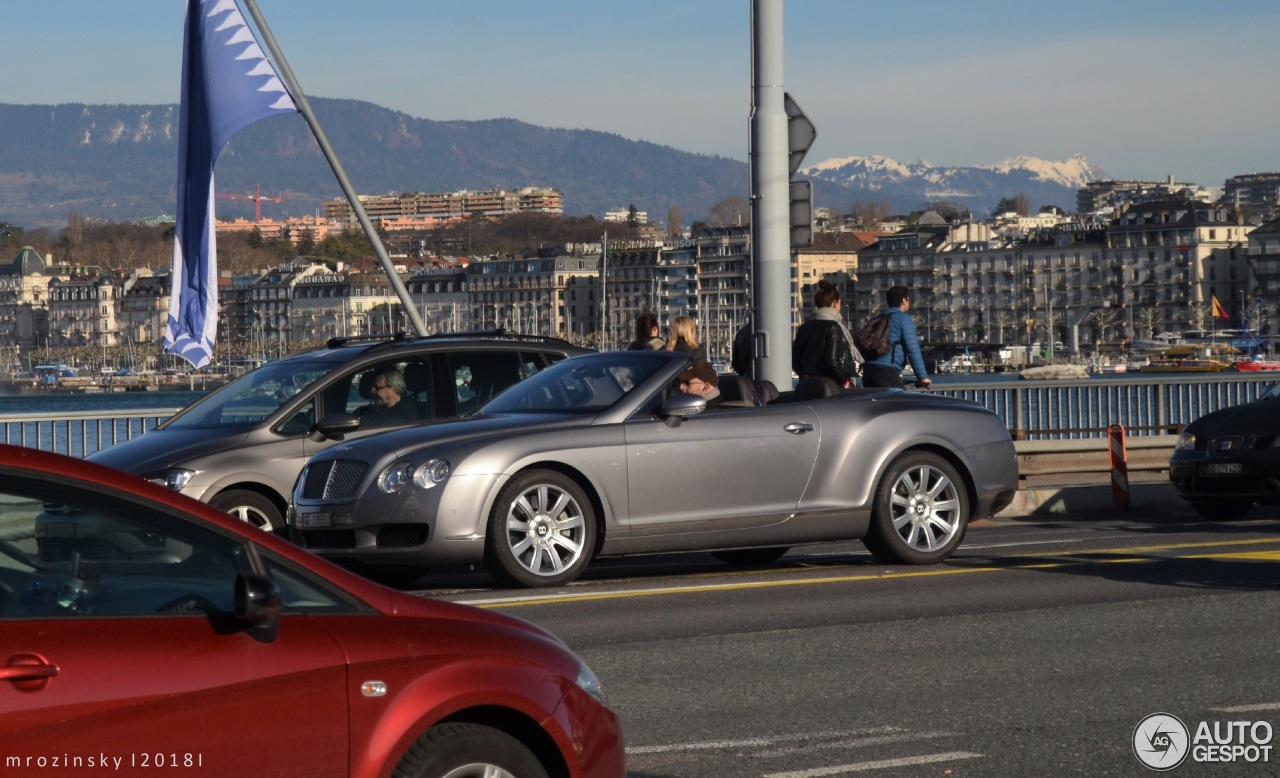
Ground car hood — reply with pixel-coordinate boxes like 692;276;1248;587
383;588;563;643
86;427;251;476
314;413;589;462
1189;398;1280;435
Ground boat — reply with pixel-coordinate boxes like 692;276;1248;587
1137;343;1235;373
1233;358;1280;372
1019;364;1089;380
1138;359;1232;373
1131;332;1186;353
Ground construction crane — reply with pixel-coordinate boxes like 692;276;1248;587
216;183;284;223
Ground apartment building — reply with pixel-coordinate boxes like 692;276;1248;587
466;252;601;338
324;187;565;225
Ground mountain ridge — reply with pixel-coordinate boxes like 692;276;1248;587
0;99;1089;229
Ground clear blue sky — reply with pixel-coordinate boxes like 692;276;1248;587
4;0;1280;188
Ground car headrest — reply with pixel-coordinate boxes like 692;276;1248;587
357;372;376;400
794;376;841;401
756;379;780;405
403;362;430;394
717;374;758;406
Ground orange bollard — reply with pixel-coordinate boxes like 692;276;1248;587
1107;423;1130;509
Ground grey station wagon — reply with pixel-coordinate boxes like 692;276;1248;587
87;331;588;532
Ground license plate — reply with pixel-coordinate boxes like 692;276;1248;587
299;512;332;529
1202;463;1243;476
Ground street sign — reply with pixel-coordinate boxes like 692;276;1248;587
784;93;816;176
790;180;813;247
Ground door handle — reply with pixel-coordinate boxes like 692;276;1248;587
3;654;59;691
783;422;815;434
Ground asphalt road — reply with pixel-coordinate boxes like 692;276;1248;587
412;509;1280;777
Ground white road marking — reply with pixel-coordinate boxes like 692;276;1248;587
626;728;899;755
763;751;983;777
1211;702;1280;712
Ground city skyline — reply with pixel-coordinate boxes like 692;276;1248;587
3;1;1279;194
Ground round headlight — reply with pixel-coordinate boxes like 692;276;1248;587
413;458;452;489
1174;432;1196;451
378;462;414;494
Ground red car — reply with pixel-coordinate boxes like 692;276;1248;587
0;445;624;778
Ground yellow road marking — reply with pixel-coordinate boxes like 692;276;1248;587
468;537;1280;609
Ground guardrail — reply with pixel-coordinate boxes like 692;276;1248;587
0;372;1274;464
934;372;1275;440
0;408;183;458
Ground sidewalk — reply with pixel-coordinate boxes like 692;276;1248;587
994;470;1188;521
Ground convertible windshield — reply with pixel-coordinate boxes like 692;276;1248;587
163;360;333;429
482;353;666;414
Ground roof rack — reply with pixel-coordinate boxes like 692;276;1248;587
421;328;580;348
325;331;410;349
324;328;579;351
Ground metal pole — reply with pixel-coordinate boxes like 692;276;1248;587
240;0;427;337
750;0;793;389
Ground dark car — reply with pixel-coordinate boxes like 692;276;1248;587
290;350;1018;588
0;444;625;777
87;330;588;532
1169;382;1280;519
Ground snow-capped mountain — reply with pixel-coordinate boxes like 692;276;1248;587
801;153;1107;215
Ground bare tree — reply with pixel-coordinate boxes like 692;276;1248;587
994;194;1030;216
706;196;751;227
990;309;1017;343
1135;304;1164;339
667;205;683;239
848;198;892;230
938;311;964;342
1087;306;1124;346
1184;302;1206;334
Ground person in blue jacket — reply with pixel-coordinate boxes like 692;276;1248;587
861;286;932;389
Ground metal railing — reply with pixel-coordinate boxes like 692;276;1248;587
0;373;1276;458
0;408;183;458
933;372;1275;440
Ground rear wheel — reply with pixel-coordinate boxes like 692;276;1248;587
1191;500;1253;521
393;722;549;778
863;452;968;564
711;547;789;566
485;470;596;588
209;489;282;533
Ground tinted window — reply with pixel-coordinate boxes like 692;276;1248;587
164;360;332;429
446;351;526;415
0;479;252;619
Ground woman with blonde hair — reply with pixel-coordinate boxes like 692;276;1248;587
664;316;707;363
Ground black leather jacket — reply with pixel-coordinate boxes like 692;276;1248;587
792;319;857;385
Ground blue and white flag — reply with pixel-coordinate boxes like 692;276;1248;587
164;0;296;368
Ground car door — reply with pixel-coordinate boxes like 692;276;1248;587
623;402;822;535
0;477;349;777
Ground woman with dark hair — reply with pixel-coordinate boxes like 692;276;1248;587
626;312;665;350
791;279;861;388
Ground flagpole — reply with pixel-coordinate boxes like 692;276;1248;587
240;0;427;337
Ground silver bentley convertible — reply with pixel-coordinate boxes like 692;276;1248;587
288;350;1018;588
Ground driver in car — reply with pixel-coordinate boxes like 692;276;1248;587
677;361;722;408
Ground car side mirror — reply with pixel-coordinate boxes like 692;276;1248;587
235;572;283;643
312;412;361;441
660;393;707;426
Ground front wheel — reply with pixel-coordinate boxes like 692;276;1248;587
209;489;283;533
485;470;596;588
863;452;968;564
1191;500;1253;521
393;722;549;778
